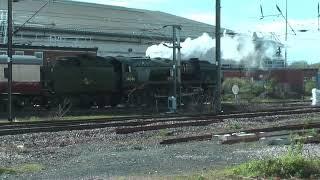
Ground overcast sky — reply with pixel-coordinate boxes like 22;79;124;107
73;0;320;64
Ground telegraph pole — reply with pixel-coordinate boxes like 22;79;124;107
215;0;222;113
7;0;13;122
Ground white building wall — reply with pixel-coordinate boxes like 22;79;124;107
9;31;155;57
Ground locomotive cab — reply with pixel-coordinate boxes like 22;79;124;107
182;58;217;86
120;57;173;106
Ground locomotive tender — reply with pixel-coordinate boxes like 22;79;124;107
0;54;217;110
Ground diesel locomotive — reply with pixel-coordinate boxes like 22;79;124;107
0;54;217;110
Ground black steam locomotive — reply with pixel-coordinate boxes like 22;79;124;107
1;54;217;110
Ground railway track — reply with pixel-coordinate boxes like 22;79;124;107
0;105;312;127
115;107;320;134
0;105;318;136
0;99;311;119
160;121;320;145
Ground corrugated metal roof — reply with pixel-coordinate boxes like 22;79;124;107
0;0;221;39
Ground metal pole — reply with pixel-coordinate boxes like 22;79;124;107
7;0;13;122
177;27;182;107
215;0;221;113
172;26;177;100
285;0;288;68
318;2;320;31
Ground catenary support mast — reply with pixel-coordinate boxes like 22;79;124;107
7;0;13;122
215;0;221;113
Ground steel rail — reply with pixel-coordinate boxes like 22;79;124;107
0;106;318;136
116;107;320;134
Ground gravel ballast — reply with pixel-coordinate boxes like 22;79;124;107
0;112;320;179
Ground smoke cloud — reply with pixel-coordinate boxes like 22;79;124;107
145;32;282;68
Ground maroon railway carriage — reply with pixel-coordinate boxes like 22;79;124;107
0;55;43;108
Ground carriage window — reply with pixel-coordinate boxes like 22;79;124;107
0;51;6;55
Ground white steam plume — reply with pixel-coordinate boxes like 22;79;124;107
145;32;281;68
146;33;215;61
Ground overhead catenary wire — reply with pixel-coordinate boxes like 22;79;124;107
13;0;50;35
275;4;296;35
259;0;281;20
258;1;320;35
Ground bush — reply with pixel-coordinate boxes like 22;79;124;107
231;143;320;178
222;78;250;94
222;78;266;100
264;78;277;95
232;155;320;178
0;163;44;175
251;83;265;96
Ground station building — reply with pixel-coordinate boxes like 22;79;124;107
0;0;218;59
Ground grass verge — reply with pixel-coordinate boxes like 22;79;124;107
230;154;320;179
0;163;44;175
169;142;320;179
